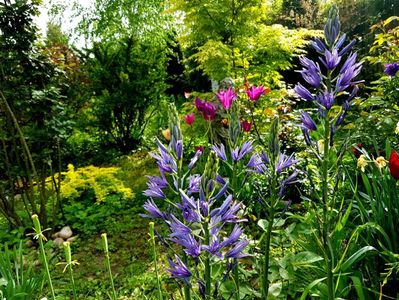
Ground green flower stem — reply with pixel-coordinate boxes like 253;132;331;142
63;242;77;300
323;73;335;300
101;233;117;300
231;162;240;300
182;252;191;300
149;222;163;300
31;215;55;300
204;221;211;300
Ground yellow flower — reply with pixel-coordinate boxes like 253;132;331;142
374;156;387;169
357;154;368;172
317;139;324;155
395;121;399;135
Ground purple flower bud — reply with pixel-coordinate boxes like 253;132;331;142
334;33;346;51
187;175;201;194
310;38;327;53
300;111;317;131
338;39;356;57
294;83;314;101
188;150;202;169
232;141;253;162
144;186;166;199
302;128;312;146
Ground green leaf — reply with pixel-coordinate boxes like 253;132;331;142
300;277;326;300
291;251;323;268
340;246;377;272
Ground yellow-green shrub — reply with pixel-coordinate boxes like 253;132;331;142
60;164;133;202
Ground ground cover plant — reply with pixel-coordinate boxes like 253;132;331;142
0;0;398;299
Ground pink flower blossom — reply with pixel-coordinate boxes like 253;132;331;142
216;87;237;109
184;113;195;125
241;120;252;132
246;86;266;102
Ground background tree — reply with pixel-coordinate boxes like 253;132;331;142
0;0;71;228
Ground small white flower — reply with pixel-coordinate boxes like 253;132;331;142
395;121;399;135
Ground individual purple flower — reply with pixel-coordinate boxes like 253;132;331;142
143;186;165;199
216;87;237;109
167;255;192;284
310;37;327;53
302;128;312;146
218;224;243;249
168;215;192;238
231;141;253;162
336;54;363;92
317;90;335;110
276;153;299;174
187;174;201;194
202;235;223;258
246;85;265;102
188;150;203;169
195;97;217;121
225;240;249;259
141;199;165;219
384;62;399;77
278;170;299;197
300;111;317;131
211;144;227;161
320;49;341;70
298;57;322;88
171;234;202;258
294;83;314;101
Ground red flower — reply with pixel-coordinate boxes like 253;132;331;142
184;113;195;125
241;120;252;132
389;150;399;180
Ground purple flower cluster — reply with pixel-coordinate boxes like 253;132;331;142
294;5;362;145
247;151;299;197
211;141;253;162
143;118;248;286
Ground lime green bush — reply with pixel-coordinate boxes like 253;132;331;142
60;164;133;203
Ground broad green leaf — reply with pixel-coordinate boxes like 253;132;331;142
340;246;377;272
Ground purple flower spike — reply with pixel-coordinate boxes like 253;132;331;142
300;111;317;131
294;83;314;101
225;240;249;259
276;153;299;174
141;199;165;219
384;62;399;77
246;85;265;102
167;255;192;284
320;49;341;70
211;144;227;161
217;87;237;109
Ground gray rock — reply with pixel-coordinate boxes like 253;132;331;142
59;226;73;239
66;235;78;242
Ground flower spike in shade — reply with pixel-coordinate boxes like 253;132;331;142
389;150;399;180
184;113;195;125
246;85;266;102
384;62;399;77
217;87;237;109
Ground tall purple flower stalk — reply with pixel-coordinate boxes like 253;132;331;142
142;104;248;299
293;5;362;300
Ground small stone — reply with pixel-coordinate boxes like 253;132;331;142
59;226;73;239
53;237;64;247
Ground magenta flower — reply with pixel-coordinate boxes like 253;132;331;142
184;113;195;125
246;85;265;102
216;87;237;109
241;120;252;132
195;97;217;121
